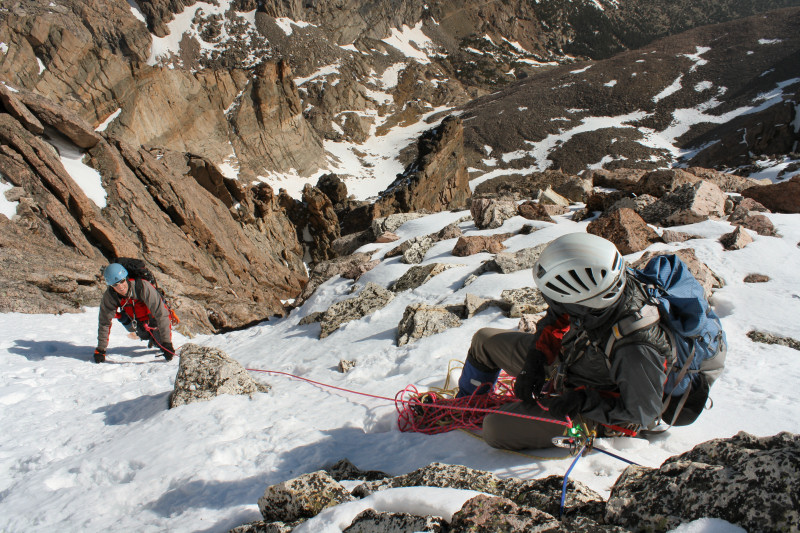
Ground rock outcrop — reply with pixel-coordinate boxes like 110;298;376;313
170;344;270;408
396;303;462;346
0;86;308;333
606;432;800;532
372;116;471;219
233;433;799;532
319;282;394;338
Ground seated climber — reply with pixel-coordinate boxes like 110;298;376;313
94;263;175;363
456;233;674;449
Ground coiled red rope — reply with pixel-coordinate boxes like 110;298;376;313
246;368;572;433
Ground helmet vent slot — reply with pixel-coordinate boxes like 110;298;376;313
545;282;569;296
554;275;577;293
569;270;590;290
585;268;596;285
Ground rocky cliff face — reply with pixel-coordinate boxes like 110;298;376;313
0;84;306;333
1;0;799;326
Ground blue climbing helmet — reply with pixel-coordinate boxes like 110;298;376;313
103;263;128;286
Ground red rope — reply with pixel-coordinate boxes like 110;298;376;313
246;368;572;433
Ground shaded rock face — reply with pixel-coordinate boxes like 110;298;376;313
373;116;471;219
461;9;800;177
0;87;308;334
606;432;800;532
170;344;270;408
742;175;800;214
0;8;325;178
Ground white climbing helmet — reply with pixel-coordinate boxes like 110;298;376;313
533;233;626;309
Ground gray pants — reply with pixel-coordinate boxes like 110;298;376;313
468;328;568;450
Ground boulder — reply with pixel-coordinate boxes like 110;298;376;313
464;293;496;318
316;173;349;206
324;459;389;483
452;234;512;256
741;176;800;214
371;213;427;238
396;304;462;346
352;463;606;522
390;263;459;292
606;194;658;215
747;331;800;351
606;432;800;532
538;186;571;207
375;231;400;243
472;170;591;203
470;198;518;229
485;244;547;274
720;225;754;250
585;168;647;192
449;495;563;533
400;235;436;264
729;198;775;236
586;208;662;255
500;287;548;317
685;167;770;193
635;168;700;197
518;201;555;222
258;471;354;523
660;229;698;243
170;344;270;408
344;509;447;533
743;273;770;283
639;180;726;226
319;282;394;338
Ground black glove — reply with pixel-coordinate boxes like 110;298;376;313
161;342;175;361
514;353;546;404
93;348;106;364
544;389;587;419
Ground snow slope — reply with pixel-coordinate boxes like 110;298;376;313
2;207;800;532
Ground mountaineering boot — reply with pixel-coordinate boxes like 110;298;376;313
456;360;500;398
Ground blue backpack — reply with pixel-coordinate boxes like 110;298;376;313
606;254;727;426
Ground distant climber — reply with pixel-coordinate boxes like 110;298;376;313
455;232;725;450
94;262;175;363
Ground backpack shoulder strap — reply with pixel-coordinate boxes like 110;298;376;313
603;304;662;359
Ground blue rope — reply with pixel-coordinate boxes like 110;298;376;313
559;444;586;518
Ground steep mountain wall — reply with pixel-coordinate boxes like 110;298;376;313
0;84;307;334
